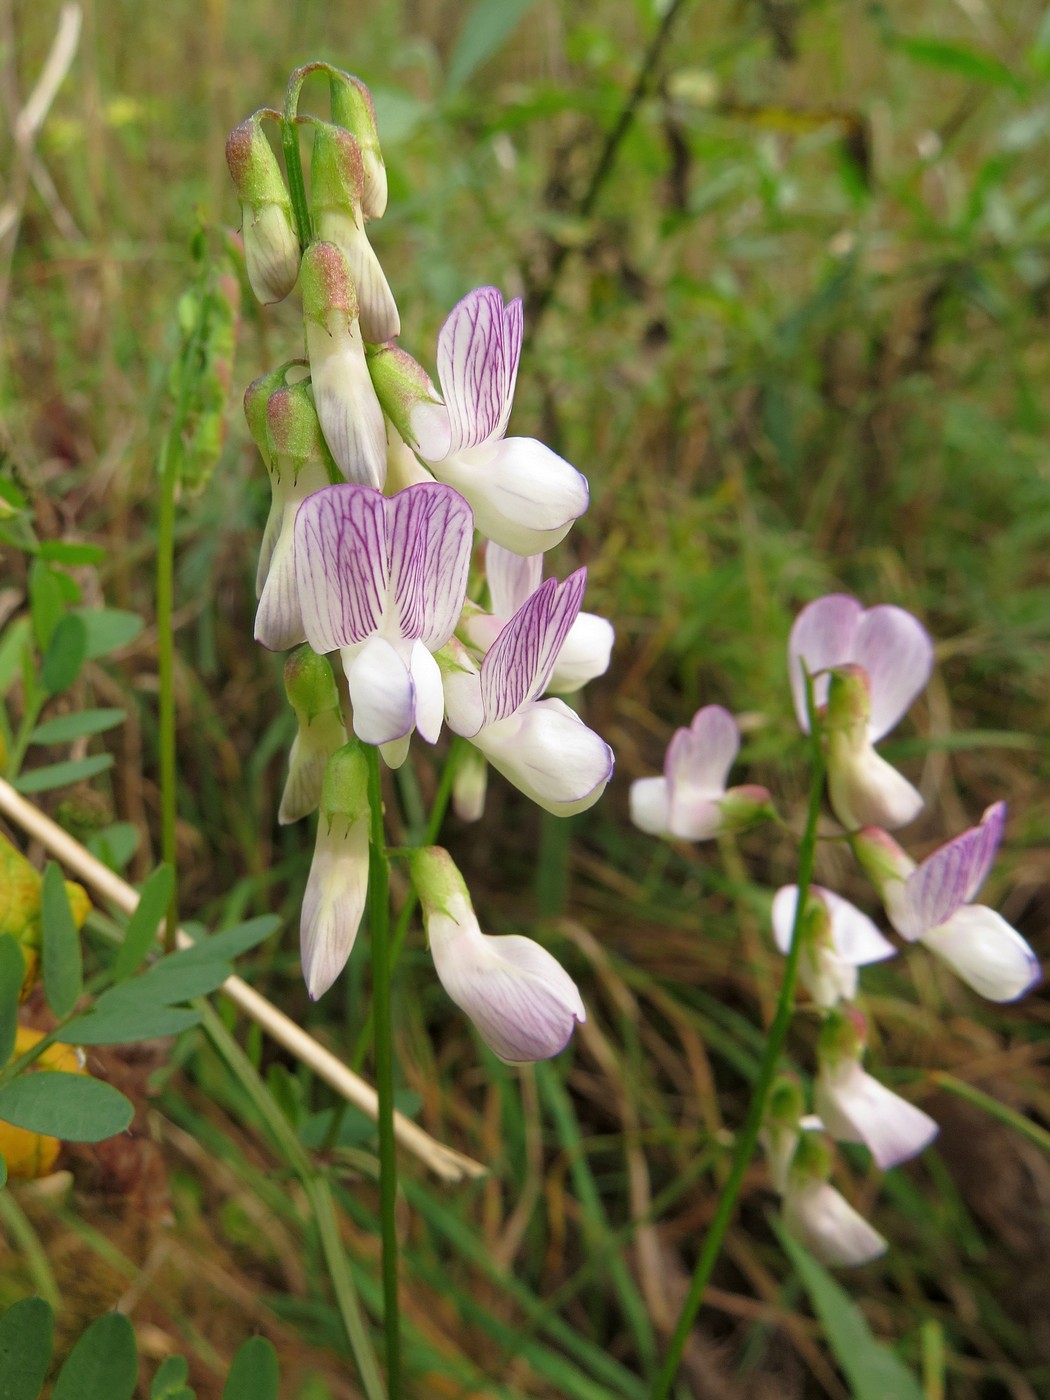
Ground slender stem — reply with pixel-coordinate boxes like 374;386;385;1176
156;433;180;952
365;744;401;1398
652;678;826;1397
279;75;312;249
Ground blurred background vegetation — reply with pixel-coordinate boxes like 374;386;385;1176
2;0;1049;1395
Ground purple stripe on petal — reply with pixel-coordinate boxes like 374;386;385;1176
902;801;1006;935
436;287;515;453
294;485;388;653
386;483;473;648
481;569;586;723
495;296;523;441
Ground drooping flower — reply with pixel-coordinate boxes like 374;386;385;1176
279;648;347;824
853;804;1040;1002
225;114;300;305
408;287;590;555
782;1131;888;1268
410;847;585;1062
629;705;773;841
463;542;614;694
815;1007;938;1170
771;885;896;1009
788;594;933;830
294;482;473;766
329;69;388;219
441;570;614;816
300;741;370;999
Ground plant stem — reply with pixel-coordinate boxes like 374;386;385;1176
652;680;826;1397
156;432;180;952
365;744;401;1398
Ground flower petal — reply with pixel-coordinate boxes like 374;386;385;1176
788;594;864;732
408;640;444;744
306;314;387;488
815;1061;938;1170
315;208;400;343
783;1180;888;1268
428;895;584;1062
922;904;1040;1002
387;482;473;648
435;287;522;454
666;704;739;800
481;572;586;723
897;801;1006;938
432;437;589;555
486;542;543;619
300;816;369;999
852;606;935;743
255;504;307;651
475;697;614;816
827;734;924;831
345;636;414;746
295;484;388;653
547;611;615;694
279;709;347;825
629;776;671;836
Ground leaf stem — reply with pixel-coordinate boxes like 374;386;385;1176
365;744;401;1398
652;672;826;1396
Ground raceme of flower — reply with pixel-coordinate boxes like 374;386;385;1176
294;481;473;767
629;704;773;841
771;885;896;1009
788;594;934;831
408;287;590;555
815;1008;938;1170
464;542;614;695
411;848;585;1062
854;803;1040;1003
442;570;614;816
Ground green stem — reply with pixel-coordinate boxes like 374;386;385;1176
156;433;180;952
652;677;826;1397
280;73;312;248
365;744;401;1398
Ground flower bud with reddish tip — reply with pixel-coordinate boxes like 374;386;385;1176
310;122;399;342
225;115;300;304
301;241;387;489
824;665;924;831
301;740;370;999
280;648;347;824
330;71;388;218
367;344;451;460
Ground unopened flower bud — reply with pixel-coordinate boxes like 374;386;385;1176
367;344;450;457
825;666;924;831
300;241;387;488
225;114;300;304
329;72;388;218
279;649;347;824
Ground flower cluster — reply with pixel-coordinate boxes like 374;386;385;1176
229;70;612;1059
630;592;1040;1265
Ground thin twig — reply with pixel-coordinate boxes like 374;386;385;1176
0;775;485;1183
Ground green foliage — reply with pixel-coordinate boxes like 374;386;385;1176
39;865;81;1020
0;938;23;1066
0;1074;133;1143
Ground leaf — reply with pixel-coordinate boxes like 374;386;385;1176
174;916;280;965
76;609;144;661
892;35;1024;91
121;957;233;1005
57;1004;200;1046
51;1312;137;1400
222;1336;279;1400
150;1354;190;1399
778;1226;926;1400
0;1072;133;1141
0;936;23;1065
40;614;89;695
0;619;31;699
86;823;140;873
38;541;106;567
13;754;114;794
445;0;541;94
41;863;82;1019
0;1152;6;1189
0;1295;54;1400
112;865;175;981
30;709;126;745
28;559;64;652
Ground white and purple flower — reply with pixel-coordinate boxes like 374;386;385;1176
294;482;473;767
854;803;1040;1002
442;569;614;816
771;885;896;1009
788;594;934;831
629;704;773;841
410;288;590;555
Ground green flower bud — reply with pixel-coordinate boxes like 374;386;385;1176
226;113;300;305
329;72;387;218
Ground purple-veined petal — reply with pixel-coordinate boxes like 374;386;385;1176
408;640;444;744
852;606;935;742
431;437;589;555
788;594;864;732
300;815;369;999
629;776;671;836
815;1060;938;1170
827;733;924;831
387;482;473;648
922;905;1040;1002
896;801;1006;938
295;485;387;653
481;571;586;723
548;611;615;694
475;697;614;816
783;1180;888;1268
344;636;414;746
486;541;543;618
435;288;522;455
427;893;584;1063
